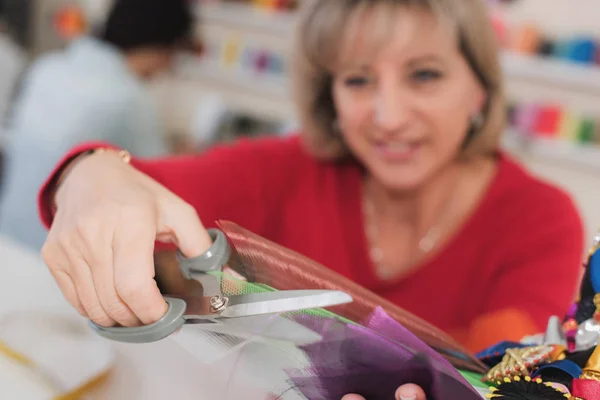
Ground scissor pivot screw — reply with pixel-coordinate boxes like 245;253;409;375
210;295;229;312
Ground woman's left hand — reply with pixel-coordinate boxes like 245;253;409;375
341;384;426;400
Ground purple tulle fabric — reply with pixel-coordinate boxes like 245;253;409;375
276;307;482;400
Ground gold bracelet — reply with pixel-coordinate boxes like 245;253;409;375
91;147;132;163
55;148;131;188
51;148;132;213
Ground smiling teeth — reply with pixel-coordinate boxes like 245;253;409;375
387;142;410;151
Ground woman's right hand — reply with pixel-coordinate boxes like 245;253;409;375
41;150;213;328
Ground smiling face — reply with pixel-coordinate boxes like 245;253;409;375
331;6;486;192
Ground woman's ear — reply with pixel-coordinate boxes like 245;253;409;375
472;90;487;115
473;89;487;115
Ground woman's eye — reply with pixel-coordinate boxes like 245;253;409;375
343;76;370;87
411;69;442;82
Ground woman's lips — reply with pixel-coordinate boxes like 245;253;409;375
374;140;423;162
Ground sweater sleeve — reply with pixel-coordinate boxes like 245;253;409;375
38;136;300;234
38;141;118;229
463;185;585;351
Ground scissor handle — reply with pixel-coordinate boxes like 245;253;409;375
177;228;231;279
88;296;187;343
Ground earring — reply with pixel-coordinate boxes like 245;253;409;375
470;113;484;132
331;119;341;135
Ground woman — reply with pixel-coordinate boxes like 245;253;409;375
39;0;582;360
0;0;193;251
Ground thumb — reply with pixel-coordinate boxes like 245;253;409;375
396;384;426;400
159;201;213;258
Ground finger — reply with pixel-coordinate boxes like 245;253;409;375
66;248;117;327
113;219;167;325
395;384;426;400
85;233;141;327
341;395;365;400
42;240;87;316
51;269;87;317
161;202;213;258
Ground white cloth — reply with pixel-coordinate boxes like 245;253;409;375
0;36;168;251
0;310;116;399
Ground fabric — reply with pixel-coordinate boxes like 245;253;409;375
0;36;168;251
218;221;486;373
197;267;482;398
36;134;584;352
571;378;600;399
279;309;482;400
531;359;583;381
475;340;528;368
0;310;115;399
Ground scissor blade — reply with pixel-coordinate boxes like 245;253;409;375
184;315;324;346
219;290;353;318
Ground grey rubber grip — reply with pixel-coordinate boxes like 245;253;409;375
177;228;231;279
88;297;187;343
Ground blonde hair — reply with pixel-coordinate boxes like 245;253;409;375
291;0;506;160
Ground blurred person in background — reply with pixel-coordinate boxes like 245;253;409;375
0;6;27;189
0;0;194;251
38;1;584;393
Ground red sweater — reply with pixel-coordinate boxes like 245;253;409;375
38;135;584;352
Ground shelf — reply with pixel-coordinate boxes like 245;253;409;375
502;130;600;172
171;54;294;121
501;51;600;95
174;54;290;99
195;2;297;35
193;3;600;97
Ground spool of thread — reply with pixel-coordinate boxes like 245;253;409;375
552;40;571;59
255;50;269;73
536;39;555;57
268;53;285;74
221;37;241;67
533;105;561;137
565;38;597;65
512;103;539;136
512;24;542;55
578;118;596;144
253;0;277;11
558;111;580;141
274;0;291;10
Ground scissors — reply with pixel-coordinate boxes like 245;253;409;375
89;228;353;343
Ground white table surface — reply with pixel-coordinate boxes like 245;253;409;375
0;235;298;400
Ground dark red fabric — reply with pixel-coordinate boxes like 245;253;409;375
37;135;584;350
571;378;600;399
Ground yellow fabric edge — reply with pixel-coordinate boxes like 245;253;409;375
0;340;32;365
0;339;112;400
54;370;112;400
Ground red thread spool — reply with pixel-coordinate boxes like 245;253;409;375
533;105;561;137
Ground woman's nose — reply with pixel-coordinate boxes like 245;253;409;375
374;86;411;133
